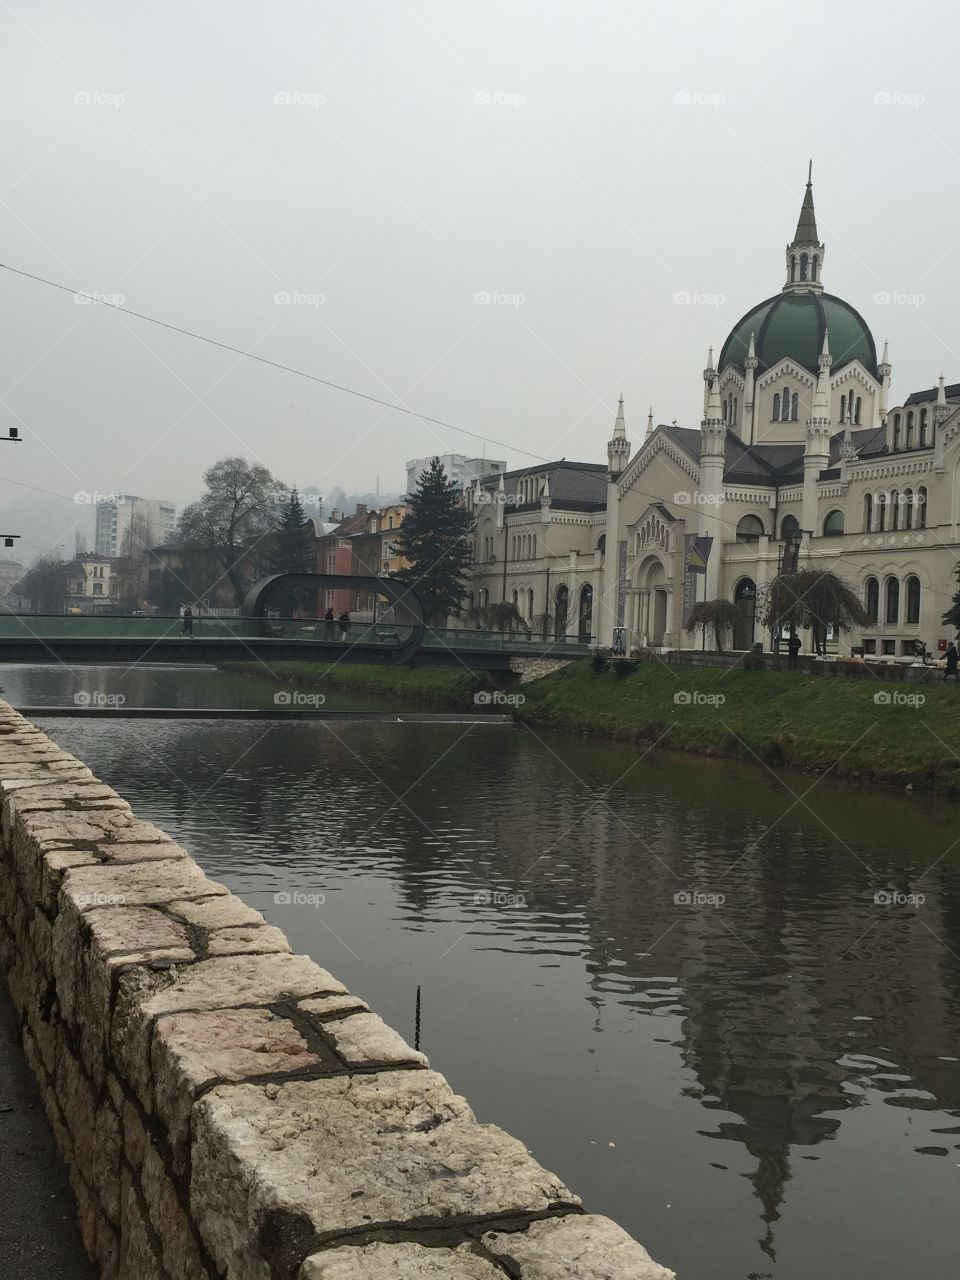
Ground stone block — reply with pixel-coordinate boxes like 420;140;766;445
142;952;346;1019
300;1242;501;1278
482;1214;677;1279
152;1008;320;1157
118;1168;163;1280
191;1073;578;1280
321;1011;427;1069
63;858;228;912
205;924;291;956
167;895;265;929
95;840;187;865
298;994;369;1018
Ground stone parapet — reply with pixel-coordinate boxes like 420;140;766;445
0;702;675;1280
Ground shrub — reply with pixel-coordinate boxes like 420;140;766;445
592;650;610;673
612;657;640;677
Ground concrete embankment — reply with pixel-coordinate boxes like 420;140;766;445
0;702;675;1280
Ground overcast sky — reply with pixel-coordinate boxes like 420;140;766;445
1;0;957;559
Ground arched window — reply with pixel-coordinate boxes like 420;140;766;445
800;252;809;280
527;588;534;619
532;534;537;559
790;254;797;282
781;513;800;539
736;514;765;543
773;393;781;420
783;385;790;419
812;254;819;281
732;397;738;426
891;490;901;531
865;577;879;624
906;411;915;448
863;493;873;531
893;413;901;450
903;488;914;530
791;392;799;420
723;398;729;423
876;492;887;531
511;588;518;608
917;486;928;528
597;534;606;554
823;509;844;536
840;392;848;423
919;408;928;446
906;576;921;624
885;577;900;624
855;396;862;424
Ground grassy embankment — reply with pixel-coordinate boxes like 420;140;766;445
225;657;960;793
516;659;960;794
224;659;484;706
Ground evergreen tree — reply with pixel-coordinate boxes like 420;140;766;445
943;562;960;629
396;458;475;624
270;489;314;575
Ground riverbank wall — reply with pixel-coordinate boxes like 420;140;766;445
0;701;674;1280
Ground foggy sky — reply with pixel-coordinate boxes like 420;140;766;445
1;0;957;561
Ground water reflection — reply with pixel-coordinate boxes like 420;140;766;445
5;665;960;1280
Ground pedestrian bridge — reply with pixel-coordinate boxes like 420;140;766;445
0;613;591;671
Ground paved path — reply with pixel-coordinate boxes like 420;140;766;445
0;979;96;1279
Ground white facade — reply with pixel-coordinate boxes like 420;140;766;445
95;495;177;558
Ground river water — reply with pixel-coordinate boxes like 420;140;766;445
5;664;960;1280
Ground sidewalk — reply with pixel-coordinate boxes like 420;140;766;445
0;979;96;1278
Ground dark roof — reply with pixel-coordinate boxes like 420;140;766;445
658;422;891;486
791;180;819;246
720;291;877;378
904;382;960;406
480;460;607;510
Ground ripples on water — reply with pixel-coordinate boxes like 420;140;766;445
7;664;960;1280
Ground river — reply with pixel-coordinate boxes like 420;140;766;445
4;663;959;1280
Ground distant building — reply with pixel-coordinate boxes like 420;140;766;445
64;554;115;613
405;455;505;495
0;559;23;588
95;495;177;558
309;503;411;616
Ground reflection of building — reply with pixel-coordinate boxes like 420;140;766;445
95;495;177;558
406;454;505;494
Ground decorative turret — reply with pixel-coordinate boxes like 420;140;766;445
701;373;726;457
783;162;825;294
699;373;726;598
802;329;832;536
839;423;857;461
645;407;654;442
702;347;715;415
934;373;949;427
495;470;506;529
607;394;630;478
742;331;758;439
878;339;892;420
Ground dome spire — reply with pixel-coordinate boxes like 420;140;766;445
783;162;825;293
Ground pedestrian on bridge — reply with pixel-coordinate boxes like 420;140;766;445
338;611;351;641
945;640;959;682
181;605;193;638
323;608;335;641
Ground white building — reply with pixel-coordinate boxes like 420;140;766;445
405;454;506;495
95;495;177;558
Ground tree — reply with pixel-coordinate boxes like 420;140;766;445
16;553;71;613
395;457;474;624
178;457;284;606
943;562;960;630
111;512;153;612
487;601;529;635
270;490;314;575
760;568;869;655
685;598;739;652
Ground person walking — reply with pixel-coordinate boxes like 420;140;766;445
945;640;959;682
786;630;802;670
338;610;351;641
323;608;335;641
181;605;193;638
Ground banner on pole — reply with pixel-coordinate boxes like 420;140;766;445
681;535;713;629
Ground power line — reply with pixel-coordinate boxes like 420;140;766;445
0;262;551;464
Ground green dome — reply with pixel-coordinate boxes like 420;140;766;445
719;291;877;378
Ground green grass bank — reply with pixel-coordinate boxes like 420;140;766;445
517;659;960;795
223;659;484;705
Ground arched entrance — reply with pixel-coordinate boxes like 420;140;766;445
578;585;593;642
555;584;569;637
636;558;668;646
733;577;757;650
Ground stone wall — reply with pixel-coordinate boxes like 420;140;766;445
0;703;675;1280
